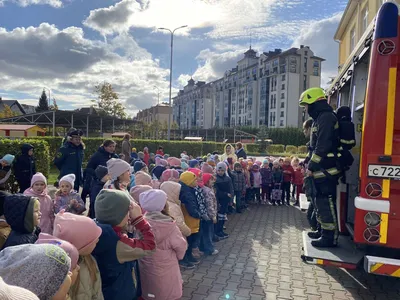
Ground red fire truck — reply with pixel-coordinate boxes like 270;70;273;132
301;1;400;277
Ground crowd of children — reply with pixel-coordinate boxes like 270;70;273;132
0;142;307;300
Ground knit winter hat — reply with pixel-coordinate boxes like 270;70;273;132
107;158;130;180
160;169;180;182
189;159;199;168
4;194;36;233
201;163;214;174
263;159;269;165
163;154;170;160
53;211;102;254
138;151;144;158
202;173;213;186
216;162;227;172
95;189;131;226
134;160;147;173
31;172;47;187
159;159;168;167
135;171;152;186
35;233;79;271
130;184;152;203
167;157;181;167
181;161;189;170
59;174;75;188
139;189;167;213
95;165;108;181
0;243;71;300
255;161;262;166
0;191;10;217
180;171;197;187
0;277;39;300
1;154;15;165
155;157;161;166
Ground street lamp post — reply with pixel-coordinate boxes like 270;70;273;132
158;25;188;141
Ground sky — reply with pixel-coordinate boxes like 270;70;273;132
0;0;348;117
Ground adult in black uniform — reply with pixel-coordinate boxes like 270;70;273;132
299;87;341;248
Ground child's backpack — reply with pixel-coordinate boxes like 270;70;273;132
336;106;356;171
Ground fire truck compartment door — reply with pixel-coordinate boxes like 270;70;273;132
302;232;364;266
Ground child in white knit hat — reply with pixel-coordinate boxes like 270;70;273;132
24;172;54;234
105;158;131;192
54;174;85;214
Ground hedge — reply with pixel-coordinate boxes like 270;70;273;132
263;127;307;146
285;145;298;154
0;139;50;192
245;144;260;153
28;137;226;164
267;144;285;153
298;145;308;154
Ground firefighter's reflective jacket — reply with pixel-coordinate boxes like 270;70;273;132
307;101;341;181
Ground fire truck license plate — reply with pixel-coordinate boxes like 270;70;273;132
368;164;400;180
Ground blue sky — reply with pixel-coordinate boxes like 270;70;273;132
0;0;348;116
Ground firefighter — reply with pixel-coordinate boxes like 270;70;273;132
299;87;341;248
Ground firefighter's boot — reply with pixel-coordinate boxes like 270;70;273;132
307;223;321;239
311;230;337;248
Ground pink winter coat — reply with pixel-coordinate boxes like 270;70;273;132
139;212;187;300
24;188;54;234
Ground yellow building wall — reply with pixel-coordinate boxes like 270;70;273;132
26;126;45;137
338;0;399;66
9;131;24;137
0;131;5;137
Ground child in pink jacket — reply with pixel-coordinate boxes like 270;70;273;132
138;189;187;300
24;172;54;234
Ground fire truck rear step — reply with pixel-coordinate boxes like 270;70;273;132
301;231;364;269
364;256;400;277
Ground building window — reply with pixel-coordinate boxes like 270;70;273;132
280;111;284;118
304;57;308;71
281;102;285;108
281;84;285;90
280;120;284;127
350;26;356;52
303;75;307;91
304;50;308;56
281;93;285;99
281;74;286;81
313;67;319;76
362;7;369;33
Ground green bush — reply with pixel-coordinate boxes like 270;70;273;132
267;144;285;153
285;145;298;154
26;137;226;163
298;145;308;154
0;138;50;192
261;127;307;146
245;144;260;153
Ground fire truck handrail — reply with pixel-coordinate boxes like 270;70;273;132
355;196;390;213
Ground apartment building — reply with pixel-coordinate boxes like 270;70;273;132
173;46;323;129
135;104;172;124
172;79;214;129
259;46;324;128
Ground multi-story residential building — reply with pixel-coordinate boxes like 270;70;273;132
259;46;324;128
135;104;172;124
173;46;324;129
172;79;214;129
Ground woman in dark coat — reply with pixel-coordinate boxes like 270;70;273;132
82;140;118;201
14;144;36;193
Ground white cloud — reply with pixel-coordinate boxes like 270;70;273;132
291;13;342;87
0;0;63;7
83;0;305;39
0;23;171;116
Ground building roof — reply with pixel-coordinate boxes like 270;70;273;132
334;0;358;41
1;100;26;114
0;124;45;131
311;55;326;61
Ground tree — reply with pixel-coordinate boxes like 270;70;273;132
94;82;127;119
36;90;49;112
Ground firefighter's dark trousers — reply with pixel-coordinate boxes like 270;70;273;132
314;179;338;240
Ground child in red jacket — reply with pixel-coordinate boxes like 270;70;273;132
281;157;294;206
291;157;304;206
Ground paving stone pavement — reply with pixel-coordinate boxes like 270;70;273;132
181;204;400;300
